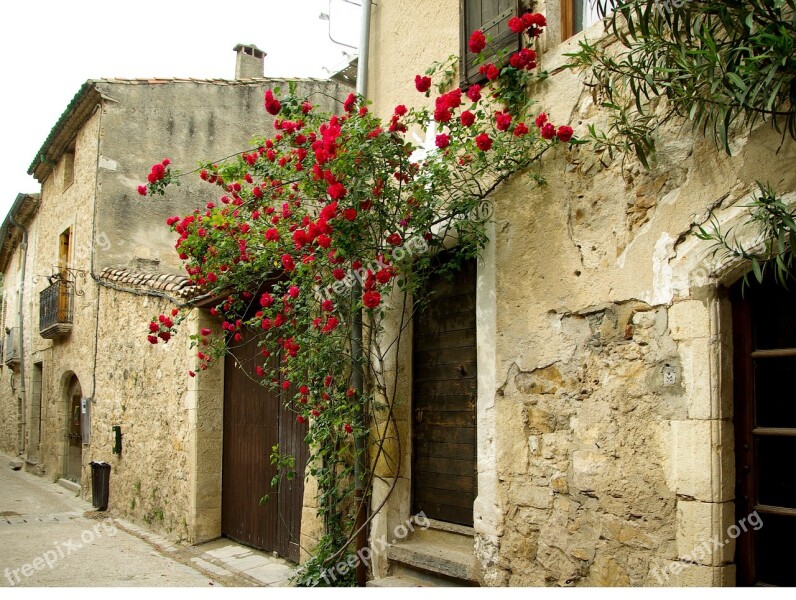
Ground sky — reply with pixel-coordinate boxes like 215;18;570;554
0;0;361;217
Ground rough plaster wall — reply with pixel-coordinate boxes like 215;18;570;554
93;80;347;276
368;0;796;587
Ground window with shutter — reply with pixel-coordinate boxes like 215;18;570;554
460;0;521;87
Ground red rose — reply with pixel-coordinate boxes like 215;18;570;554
322;300;334;312
513;122;529;136
523;12;547;28
415;75;431;93
435;134;450;149
433;107;452;123
479;63;500;81
343;423;353;434
265;228;279;242
508;16;525;33
557;125;574;143
316;234;331;248
281;254;295;272
344;92;356;112
535;113;548;128
540;123;556;140
363;290;381;309
386;233;402;246
475;133;493;151
343;208;357;221
137;185;147;196
394;104;408;116
509;52;528;69
264;90;281;115
460;110;475;126
327;182;346;200
288;285;300;298
147;335;158;344
495;111;512;131
467;84;481;103
301;101;313;113
333;268;346;280
468;29;486;53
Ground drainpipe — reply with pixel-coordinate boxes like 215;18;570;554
352;0;372;588
9;211;28;456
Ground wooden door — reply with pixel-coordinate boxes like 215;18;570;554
222;326;307;562
733;275;796;586
412;257;477;526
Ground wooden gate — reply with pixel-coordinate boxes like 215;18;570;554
411;257;477;527
222;326;307;562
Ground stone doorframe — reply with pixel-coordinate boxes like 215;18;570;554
185;309;225;544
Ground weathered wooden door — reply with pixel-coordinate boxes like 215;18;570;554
222;326;308;562
733;275;796;586
412;257;477;526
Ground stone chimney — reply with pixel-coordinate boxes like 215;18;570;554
233;43;266;79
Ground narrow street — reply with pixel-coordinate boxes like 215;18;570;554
0;453;294;587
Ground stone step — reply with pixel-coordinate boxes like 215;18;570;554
386;536;477;583
366;575;427;587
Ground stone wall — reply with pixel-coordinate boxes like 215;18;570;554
93;79;347;276
85;286;204;541
366;0;796;586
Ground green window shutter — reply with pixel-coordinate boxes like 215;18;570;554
460;0;520;87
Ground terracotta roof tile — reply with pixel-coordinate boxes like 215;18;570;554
99;267;200;298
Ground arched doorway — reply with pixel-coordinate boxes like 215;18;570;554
65;374;83;483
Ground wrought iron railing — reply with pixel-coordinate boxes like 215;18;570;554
39;280;74;336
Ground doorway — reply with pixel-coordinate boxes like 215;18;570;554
732;274;796;586
65;374;82;483
411;256;478;527
221;324;308;562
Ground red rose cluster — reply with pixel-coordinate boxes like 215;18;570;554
147;308;179;344
508;12;547;36
138;159;171;196
535;113;574;143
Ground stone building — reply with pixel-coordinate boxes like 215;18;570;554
0;45;346;559
361;0;796;588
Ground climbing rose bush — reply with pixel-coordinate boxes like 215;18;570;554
141;12;574;584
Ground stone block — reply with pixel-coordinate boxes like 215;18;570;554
670;420;734;502
669;300;709;341
587;554;631;586
648;560;735;586
678;338;716;420
572;449;609;492
509;484;553;509
676;500;735;566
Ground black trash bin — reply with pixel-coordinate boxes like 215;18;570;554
89;461;111;510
